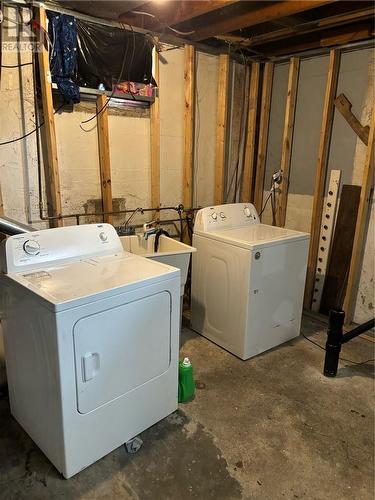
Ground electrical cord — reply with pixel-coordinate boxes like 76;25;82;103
259;173;278;221
1;62;32;68
129;10;195;36
300;332;375;366
259;191;272;217
0;102;65;146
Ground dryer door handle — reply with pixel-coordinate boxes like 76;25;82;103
82;352;100;382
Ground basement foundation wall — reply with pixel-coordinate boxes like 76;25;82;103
262;48;374;324
0;6;218;230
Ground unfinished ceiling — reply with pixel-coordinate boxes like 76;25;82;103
48;0;374;57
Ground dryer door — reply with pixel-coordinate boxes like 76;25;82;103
74;291;171;414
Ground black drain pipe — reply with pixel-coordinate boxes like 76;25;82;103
324;310;375;377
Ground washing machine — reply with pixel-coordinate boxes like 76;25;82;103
191;203;310;360
0;223;180;478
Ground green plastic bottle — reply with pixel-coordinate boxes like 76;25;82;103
178;357;195;403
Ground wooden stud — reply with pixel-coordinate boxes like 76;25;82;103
150;49;160;210
96;94;113;224
241;62;260;203
183;45;195;210
304;49;340;310
334;93;369;145
276;57;300;227
254;62;274;214
342;105;375;323
214;53;230;205
36;7;62;227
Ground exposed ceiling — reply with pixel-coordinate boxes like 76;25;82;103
48;0;374;57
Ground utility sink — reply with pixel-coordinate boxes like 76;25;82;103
120;235;196;296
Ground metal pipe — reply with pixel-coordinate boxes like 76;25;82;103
0;216;36;235
342;318;375;344
323;310;345;377
323;310;374;377
32;205;201;225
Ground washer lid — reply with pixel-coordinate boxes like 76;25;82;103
196;224;309;250
6;252;179;312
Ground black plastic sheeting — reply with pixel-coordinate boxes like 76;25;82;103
75;20;154;91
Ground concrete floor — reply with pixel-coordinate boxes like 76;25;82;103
0;315;373;500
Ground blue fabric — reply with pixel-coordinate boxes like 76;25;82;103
47;12;80;103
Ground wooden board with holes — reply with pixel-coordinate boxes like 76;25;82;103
319;185;361;315
311;169;341;311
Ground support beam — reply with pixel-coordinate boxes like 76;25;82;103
304;49;340;309
276;57;300;227
36;7;62;227
214;54;230;205
192;1;334;41
334;93;369;145
150;50;160;210
96;95;113;225
342;105;375;324
183;45;195;210
241;62;260;203
254;62;274;214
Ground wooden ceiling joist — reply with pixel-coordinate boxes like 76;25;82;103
261;20;374;57
119;0;237;30
240;7;374;49
191;0;335;41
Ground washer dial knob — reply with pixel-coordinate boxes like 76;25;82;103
244;207;252;217
23;239;40;255
220;212;226;219
99;232;108;242
211;212;218;220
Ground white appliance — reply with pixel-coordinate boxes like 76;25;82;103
0;223;180;478
191;203;309;360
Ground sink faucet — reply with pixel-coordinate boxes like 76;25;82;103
142;220;159;240
118;207;143;236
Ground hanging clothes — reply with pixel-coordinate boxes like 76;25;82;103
47;11;80;103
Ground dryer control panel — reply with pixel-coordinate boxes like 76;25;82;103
194;203;260;233
1;223;123;274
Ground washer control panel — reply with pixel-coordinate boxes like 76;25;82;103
1;223;123;274
194;203;260;233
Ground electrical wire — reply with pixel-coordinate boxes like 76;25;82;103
300;331;375;366
1;62;32;68
130;10;195;36
259;174;278;222
225;54;250;203
0;103;65;146
259;191;273;217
